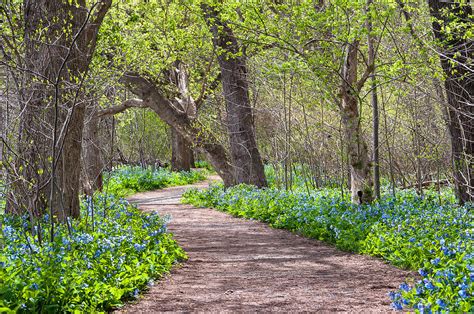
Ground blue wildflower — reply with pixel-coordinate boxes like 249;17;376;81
442;248;451;256
133;288;139;298
416;285;425;295
391;301;403;310
389;291;396;300
134;243;145;252
399;283;410;292
458;290;468;298
424;281;435;290
435;299;446;309
446;270;455;280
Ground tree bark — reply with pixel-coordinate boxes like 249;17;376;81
168;62;195;171
203;4;267;188
9;0;111;219
81;98;150;195
428;0;473;204
82;107;103;195
340;41;374;204
171;127;193;171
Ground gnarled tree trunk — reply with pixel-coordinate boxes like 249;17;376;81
428;0;473;204
121;73;235;186
203;4;267;188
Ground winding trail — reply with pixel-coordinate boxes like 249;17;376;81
120;176;413;312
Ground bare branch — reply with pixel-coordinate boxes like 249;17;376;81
96;98;146;117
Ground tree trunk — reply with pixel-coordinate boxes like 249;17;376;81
190;149;195;168
167;63;196;172
203;4;267;188
171;127;193;171
9;0;111;219
340;42;374;204
82;108;104;195
367;0;381;200
428;0;473;204
60;104;86;218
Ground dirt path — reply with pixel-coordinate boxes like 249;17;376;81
120;176;413;312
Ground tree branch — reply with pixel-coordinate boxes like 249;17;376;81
120;71;187;120
195;73;221;109
90;0;112;31
356;64;374;92
96;98;147;117
82;0;112;58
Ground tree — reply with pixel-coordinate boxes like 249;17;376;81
90;1;235;183
120;72;236;186
9;0;111;219
82;102;104;196
427;0;473;204
339;41;374;204
171;128;194;171
203;3;267;187
367;0;381;200
168;61;196;171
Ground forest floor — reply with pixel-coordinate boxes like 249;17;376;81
118;175;414;312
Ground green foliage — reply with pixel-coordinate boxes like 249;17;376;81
95;0;216;85
104;166;206;197
183;185;473;312
116;109;171;163
0;195;187;312
0;166;204;312
264;164;342;190
194;160;214;172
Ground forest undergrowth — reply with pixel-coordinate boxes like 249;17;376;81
104;165;207;197
0;166;205;312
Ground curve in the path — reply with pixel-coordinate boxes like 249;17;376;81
120;176;413;312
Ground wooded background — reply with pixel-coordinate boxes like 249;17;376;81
0;0;472;218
